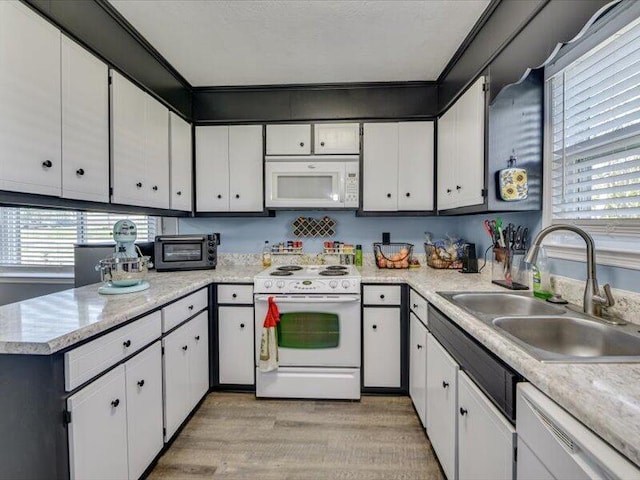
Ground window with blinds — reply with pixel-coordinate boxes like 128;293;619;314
550;17;640;222
0;208;156;268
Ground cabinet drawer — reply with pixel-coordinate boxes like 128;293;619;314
162;288;208;332
410;289;428;324
363;285;401;305
218;284;253;304
65;311;161;392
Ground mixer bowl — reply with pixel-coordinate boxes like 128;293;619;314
96;256;152;287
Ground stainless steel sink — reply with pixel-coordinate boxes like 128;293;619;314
493;316;640;361
451;293;566;316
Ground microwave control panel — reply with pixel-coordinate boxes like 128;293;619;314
345;165;359;208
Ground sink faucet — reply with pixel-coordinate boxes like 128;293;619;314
524;224;615;318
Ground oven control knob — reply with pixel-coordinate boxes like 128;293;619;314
329;280;338;289
208;255;215;261
208;248;215;254
276;281;285;288
342;280;351;289
264;281;273;289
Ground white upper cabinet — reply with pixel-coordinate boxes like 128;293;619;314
111;71;169;209
398;121;434;211
266;124;311;155
314;123;360;154
437;76;485;211
61;35;109;203
0;1;62;196
363;121;435;212
196;125;263;212
169;112;192;211
363;123;399;211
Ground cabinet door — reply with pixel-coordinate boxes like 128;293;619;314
398;122;434;211
458;371;515;480
0;1;61;196
169;112;192;211
195;126;229;211
437;105;457;210
363;307;401;388
409;313;427;428
363;123;399;211
163;324;191;440
314;123;360;154
426;333;458;480
125;342;164;480
111;71;147;206
67;365;128;480
61;36;109;202
229;125;263;212
455;77;485;208
218;306;255;385
188;311;210;409
266;124;310;155
144;95;170;209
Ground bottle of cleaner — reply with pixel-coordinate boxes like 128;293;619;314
355;244;363;267
262;240;272;267
532;245;552;299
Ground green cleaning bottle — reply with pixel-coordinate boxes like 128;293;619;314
532;246;552;299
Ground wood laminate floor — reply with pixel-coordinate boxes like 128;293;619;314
149;393;445;480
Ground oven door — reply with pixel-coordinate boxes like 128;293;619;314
254;295;361;367
265;160;346;208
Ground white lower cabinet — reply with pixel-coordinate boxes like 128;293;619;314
67;341;163;480
125;342;164;480
163;311;210;441
409;313;427;427
218;306;254;385
363;307;401;388
426;333;458;480
457;371;515;480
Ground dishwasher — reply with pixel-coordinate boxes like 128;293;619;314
516;383;640;479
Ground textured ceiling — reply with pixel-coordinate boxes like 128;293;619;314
109;0;490;87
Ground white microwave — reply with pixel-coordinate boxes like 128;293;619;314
265;155;359;209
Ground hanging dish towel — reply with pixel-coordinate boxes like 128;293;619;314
259;296;280;372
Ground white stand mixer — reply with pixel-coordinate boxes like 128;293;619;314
96;220;153;295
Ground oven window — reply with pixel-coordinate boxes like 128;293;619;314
277;175;335;200
277;312;339;348
162;243;202;262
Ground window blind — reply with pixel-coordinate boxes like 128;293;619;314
550;17;640;221
0;208;156;267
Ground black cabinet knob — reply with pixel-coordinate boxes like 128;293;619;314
217;194;222;199
188;305;194;310
412;303;418;308
195;335;200;341
380;294;385;299
372;324;377;330
406;192;411;197
235;194;240;199
182;345;188;351
152;185;158;191
417;344;423;349
137;380;145;388
456;185;462;190
442;381;449;389
42;160;53;168
299;142;304;147
76;168;85;176
320;141;325;147
386;193;391;198
177;191;182;196
123;339;131;348
111;399;120;408
232;293;237;298
136;182;142;189
460;407;468;416
240;323;245;329
446;188;452;193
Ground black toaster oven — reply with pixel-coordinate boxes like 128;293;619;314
154;234;217;272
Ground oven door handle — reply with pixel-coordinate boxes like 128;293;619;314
254;295;360;304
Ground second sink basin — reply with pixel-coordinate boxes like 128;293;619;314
493;316;640;360
451;293;566;316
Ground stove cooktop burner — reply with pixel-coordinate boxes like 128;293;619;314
326;265;348;270
319;270;348;276
277;265;303;272
270;271;293;276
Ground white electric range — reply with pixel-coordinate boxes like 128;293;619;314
254;265;361;400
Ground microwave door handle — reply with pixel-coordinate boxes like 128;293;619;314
156;236;205;242
254;296;360;304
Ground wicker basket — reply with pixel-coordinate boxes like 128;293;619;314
373;242;413;269
425;243;463;269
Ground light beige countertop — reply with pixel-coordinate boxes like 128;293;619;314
0;263;639;467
